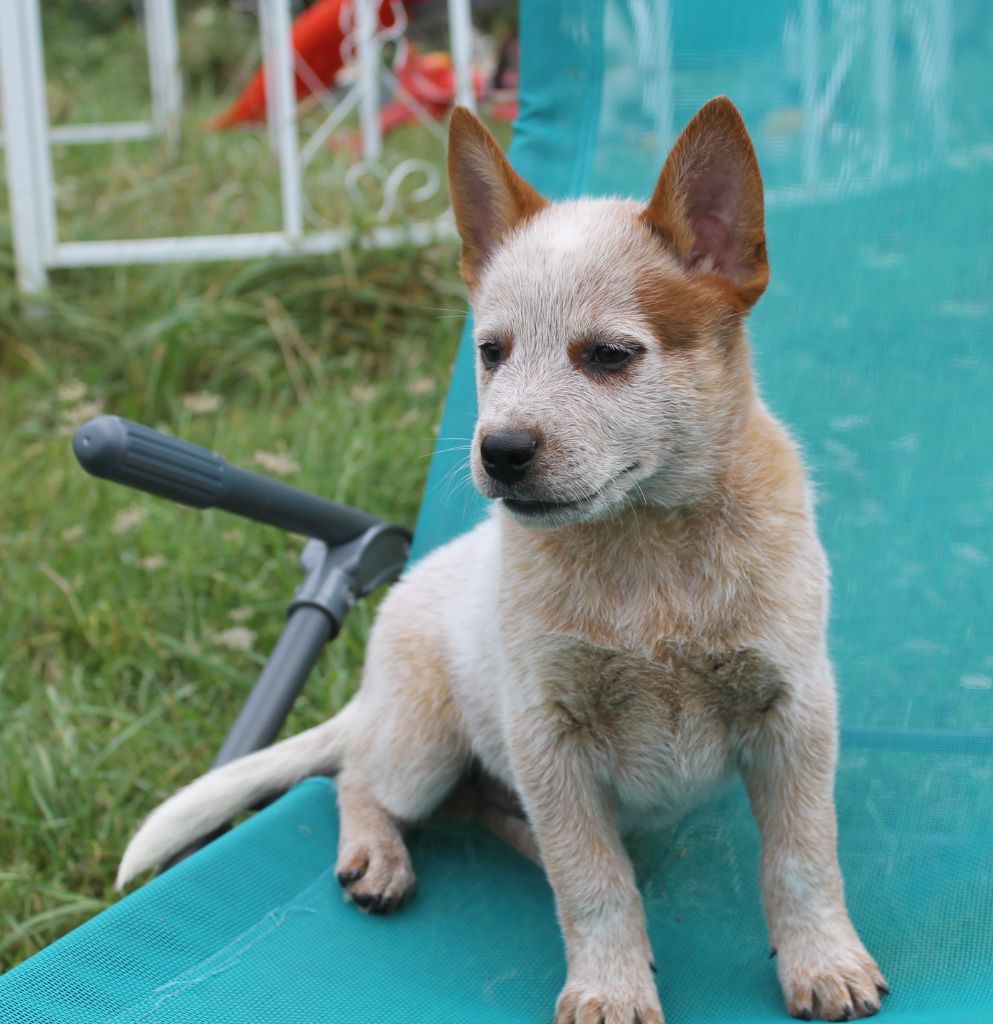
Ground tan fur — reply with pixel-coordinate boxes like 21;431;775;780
642;97;769;310
447;105;547;289
119;99;886;1023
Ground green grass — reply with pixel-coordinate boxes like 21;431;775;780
0;14;474;970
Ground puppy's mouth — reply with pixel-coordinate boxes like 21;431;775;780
500;463;641;523
502;495;595;517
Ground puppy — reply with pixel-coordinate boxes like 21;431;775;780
118;99;887;1023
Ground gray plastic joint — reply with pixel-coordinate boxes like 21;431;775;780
288;524;411;634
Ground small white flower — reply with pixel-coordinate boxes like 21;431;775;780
62;524;84;542
112;505;150;534
229;607;252;622
58;381;87;404
253;450;300;477
406;377;436;396
139;555;166;572
213;626;257;651
349;384;378;405
182;391;223;414
59;400;104;435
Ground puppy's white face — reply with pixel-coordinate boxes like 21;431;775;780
470;200;737;527
447;101;769;529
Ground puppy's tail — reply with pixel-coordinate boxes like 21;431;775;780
115;703;355;890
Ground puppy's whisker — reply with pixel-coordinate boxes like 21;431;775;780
436;457;474;503
424;444;473;460
420;306;469;316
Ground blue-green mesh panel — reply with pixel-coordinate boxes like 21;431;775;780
2;769;989;1024
4;2;992;1021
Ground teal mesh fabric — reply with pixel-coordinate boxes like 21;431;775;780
0;779;562;1024
4;2;993;1022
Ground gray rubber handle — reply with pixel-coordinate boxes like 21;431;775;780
73;415;383;546
73;415;228;506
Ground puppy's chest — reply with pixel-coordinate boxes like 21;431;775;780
539;638;784;810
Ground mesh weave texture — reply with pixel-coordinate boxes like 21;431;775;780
1;773;990;1023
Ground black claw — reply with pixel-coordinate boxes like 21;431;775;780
795;1010;813;1021
840;1005;853;1022
351;891;379;910
769;947;778;959
350;889;406;915
649;960;657;974
863;999;878;1014
336;869;362;887
877;983;890;996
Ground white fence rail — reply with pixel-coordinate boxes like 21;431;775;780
0;0;473;293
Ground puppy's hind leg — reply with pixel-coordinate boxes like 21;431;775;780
333;603;470;913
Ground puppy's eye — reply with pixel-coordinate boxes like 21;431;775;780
478;341;504;369
585;344;636;371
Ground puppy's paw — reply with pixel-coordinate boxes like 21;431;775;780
777;923;888;1021
554;972;664;1024
335;836;415;914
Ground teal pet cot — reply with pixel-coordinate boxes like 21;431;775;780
2;2;992;1022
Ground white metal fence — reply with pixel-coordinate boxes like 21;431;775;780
0;0;473;293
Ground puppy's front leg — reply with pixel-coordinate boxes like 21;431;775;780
742;667;887;1021
512;721;663;1024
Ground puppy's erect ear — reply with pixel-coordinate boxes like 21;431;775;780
448;106;547;290
642;97;768;308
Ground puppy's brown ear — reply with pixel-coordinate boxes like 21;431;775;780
642;97;768;308
448;106;547;290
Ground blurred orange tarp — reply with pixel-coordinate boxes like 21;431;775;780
378;46;487;134
209;0;402;129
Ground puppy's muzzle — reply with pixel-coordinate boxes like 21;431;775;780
480;430;540;486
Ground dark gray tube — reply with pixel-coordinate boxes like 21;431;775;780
212;606;335;767
163;606;336;868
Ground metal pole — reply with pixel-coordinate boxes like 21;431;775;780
144;0;183;146
256;0;282;153
0;0;57;292
211;528;409;766
356;0;382;161
213;607;335;766
262;0;304;239
447;0;475;112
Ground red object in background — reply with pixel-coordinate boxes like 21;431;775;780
326;46;491;153
488;99;518;122
209;0;399;129
377;47;487;135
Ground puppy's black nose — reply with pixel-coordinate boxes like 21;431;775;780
480;430;539;485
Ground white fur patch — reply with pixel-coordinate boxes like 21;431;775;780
544;217;587;256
